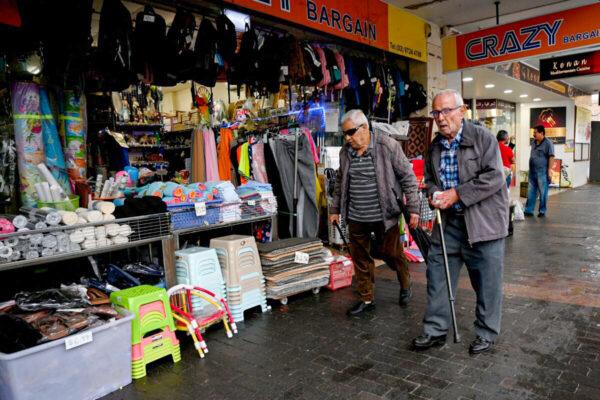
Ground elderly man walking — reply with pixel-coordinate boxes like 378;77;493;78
412;90;508;354
330;109;420;316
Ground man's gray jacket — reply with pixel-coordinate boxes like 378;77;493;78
331;132;420;231
425;120;509;244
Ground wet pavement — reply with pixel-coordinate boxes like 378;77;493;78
104;184;600;400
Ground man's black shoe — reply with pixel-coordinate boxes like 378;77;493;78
347;301;375;316
524;212;534;217
469;336;493;354
399;287;412;307
537;213;545;218
412;334;446;350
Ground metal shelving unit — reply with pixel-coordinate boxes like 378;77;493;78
0;213;173;273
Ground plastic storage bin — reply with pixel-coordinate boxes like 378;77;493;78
169;201;221;230
326;257;354;291
0;309;134;400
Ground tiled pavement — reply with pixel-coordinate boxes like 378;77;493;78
104;185;600;400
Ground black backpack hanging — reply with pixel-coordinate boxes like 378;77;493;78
300;42;322;86
323;48;341;86
256;33;283;93
215;12;237;65
165;8;197;83
134;5;167;84
193;17;218;87
404;80;428;114
228;25;258;89
97;0;134;91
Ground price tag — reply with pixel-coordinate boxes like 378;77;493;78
195;202;206;217
281;65;289;75
143;14;155;22
185;35;192;44
294;251;310;264
359;79;365;85
371;77;378;83
65;331;93;350
248;200;256;206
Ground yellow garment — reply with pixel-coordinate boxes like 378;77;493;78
238;142;250;181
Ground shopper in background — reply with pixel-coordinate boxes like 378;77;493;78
524;125;555;217
412;89;508;354
497;130;514;188
329;109;420;316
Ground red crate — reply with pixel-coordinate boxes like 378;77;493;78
326;257;354;291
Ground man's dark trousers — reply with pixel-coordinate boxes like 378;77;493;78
423;214;504;342
347;220;411;302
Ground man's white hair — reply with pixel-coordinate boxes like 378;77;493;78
341;109;369;127
433;89;464;107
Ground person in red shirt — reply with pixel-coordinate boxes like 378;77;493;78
497;130;514;188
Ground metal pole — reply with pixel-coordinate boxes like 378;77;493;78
435;209;461;343
293;128;299;237
495;1;500;25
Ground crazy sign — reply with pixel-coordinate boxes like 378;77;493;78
443;2;600;71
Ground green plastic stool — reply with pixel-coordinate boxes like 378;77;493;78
110;285;176;345
130;328;181;379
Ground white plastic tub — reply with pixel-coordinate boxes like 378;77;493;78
0;309;133;400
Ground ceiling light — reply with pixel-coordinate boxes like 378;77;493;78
484;84;495;88
503;89;513;94
533;98;541;101
462;77;473;82
519;94;528;98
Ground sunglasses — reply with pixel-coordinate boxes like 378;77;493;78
343;124;364;137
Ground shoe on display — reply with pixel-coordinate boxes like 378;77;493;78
537;213;545;218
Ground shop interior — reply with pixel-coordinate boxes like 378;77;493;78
451;59;594;192
0;0;433;397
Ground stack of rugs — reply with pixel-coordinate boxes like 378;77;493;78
257;238;330;300
236;181;277;217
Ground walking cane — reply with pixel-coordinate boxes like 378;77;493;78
435;209;461;343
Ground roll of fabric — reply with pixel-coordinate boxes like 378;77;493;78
191;126;206;182
91;201;115;215
106;223;120;237
0;218;15;234
0;246;13;259
39;88;71;194
41;235;57;249
11;82;46;207
82;239;97;250
34;221;47;230
81;210;102;223
102;214;116;222
94;226;107;240
119;224;132;237
75;207;88;214
69;229;85;244
204;128;219;181
58;211;78;226
59;91;87;181
4;237;19;247
113;235;129;245
41;247;55;257
17;228;31;240
77;217;87;225
82;226;95;240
